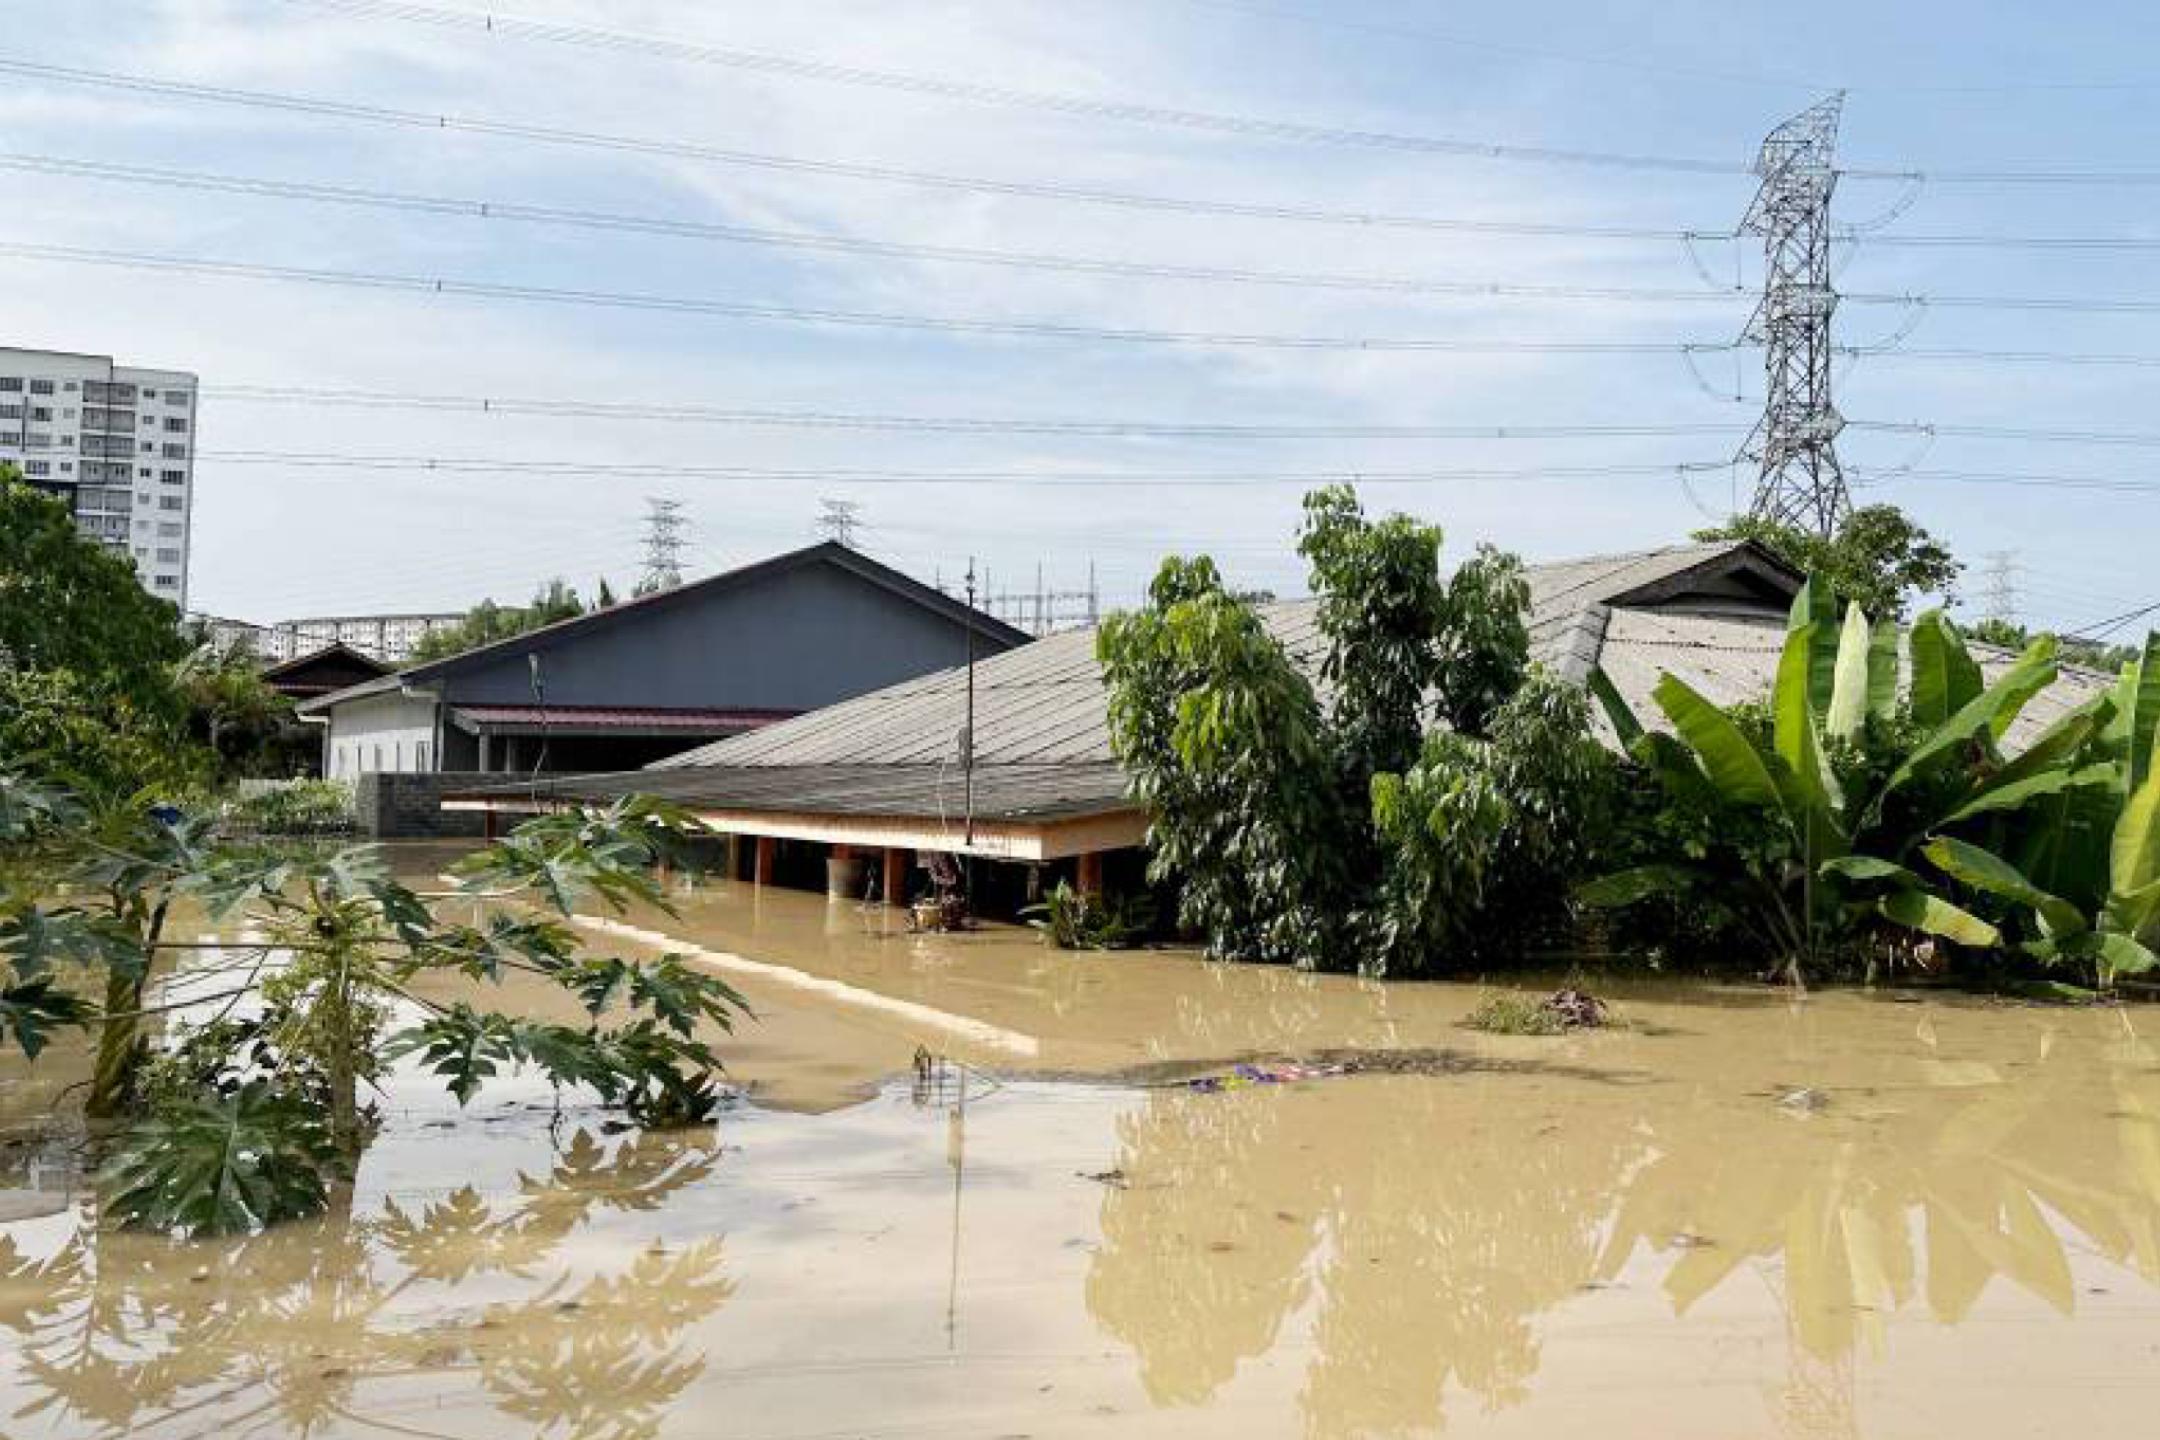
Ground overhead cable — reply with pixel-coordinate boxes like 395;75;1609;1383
277;0;1757;175
15;152;2160;314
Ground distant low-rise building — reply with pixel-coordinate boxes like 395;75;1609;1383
1;346;198;607
299;541;1030;782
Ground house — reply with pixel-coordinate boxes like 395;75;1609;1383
449;538;2116;906
260;642;391;704
299;542;1030;782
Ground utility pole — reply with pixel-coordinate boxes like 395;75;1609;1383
1737;94;1850;538
815;497;863;548
962;558;977;847
637;497;686;594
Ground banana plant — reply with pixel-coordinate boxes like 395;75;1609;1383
1918;635;2160;986
1580;579;2102;975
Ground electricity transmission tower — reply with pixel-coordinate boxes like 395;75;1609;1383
1736;94;1850;538
816;497;863;548
638;497;687;594
1982;550;2020;627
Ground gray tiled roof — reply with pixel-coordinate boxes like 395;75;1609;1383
650;541;1794;776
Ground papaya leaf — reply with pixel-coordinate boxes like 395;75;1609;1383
0;977;93;1060
98;1083;341;1237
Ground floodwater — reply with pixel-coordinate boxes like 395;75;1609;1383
5;853;2160;1438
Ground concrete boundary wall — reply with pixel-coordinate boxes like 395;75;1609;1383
353;771;496;838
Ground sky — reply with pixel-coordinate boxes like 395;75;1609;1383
3;0;2156;634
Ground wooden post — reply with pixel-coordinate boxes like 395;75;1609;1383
1076;851;1105;897
483;808;499;841
883;847;910;906
753;835;777;887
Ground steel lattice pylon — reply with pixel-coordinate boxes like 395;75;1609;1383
1737;94;1849;537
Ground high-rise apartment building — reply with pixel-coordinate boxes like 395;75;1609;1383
0;346;199;608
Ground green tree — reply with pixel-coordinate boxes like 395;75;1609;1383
0;467;189;716
1100;487;1580;975
408;578;586;663
171;640;295;779
1695;504;1961;620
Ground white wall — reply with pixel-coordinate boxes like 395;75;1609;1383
324;691;439;779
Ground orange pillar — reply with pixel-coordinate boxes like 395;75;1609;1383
1076;851;1104;897
754;836;777;887
883;847;910;905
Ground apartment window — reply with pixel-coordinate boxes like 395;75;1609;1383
155;547;182;563
142;414;157;428
159;469;185;484
22;461;49;477
58;461;72;474
415;741;431;770
62;408;76;420
30;407;51;423
0;404;18;419
153;576;177;590
162;444;186;459
140;441;154;453
62;381;77;392
25;432;50;449
168;392;192;408
0;378;18;392
138;468;152;479
164;417;189;433
159;496;183;511
158;522;182;537
28;380;53;396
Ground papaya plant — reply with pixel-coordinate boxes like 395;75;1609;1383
1581;579;2103;979
0;773;750;1235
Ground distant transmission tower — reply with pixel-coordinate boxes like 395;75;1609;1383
1982;550;2019;627
816;497;863;548
638;497;687;594
1736;94;1850;538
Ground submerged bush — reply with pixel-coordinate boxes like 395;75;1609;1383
224;778;356;836
1022;881;1155;950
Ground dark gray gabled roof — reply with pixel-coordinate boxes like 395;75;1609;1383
299;542;1029;715
649;540;1800;776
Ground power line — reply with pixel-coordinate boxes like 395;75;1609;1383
0;151;1748;306
278;1;2160;185
279;0;1758;176
201;383;1751;441
11;61;2150;251
189;448;2160;496
197;449;1725;487
1849;419;2160;449
0;239;1750;355
17;152;2160;316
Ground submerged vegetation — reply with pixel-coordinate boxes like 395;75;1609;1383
0;775;744;1235
1023;880;1155;950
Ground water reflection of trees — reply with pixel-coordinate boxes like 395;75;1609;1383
0;1127;729;1440
1086;1026;2160;1436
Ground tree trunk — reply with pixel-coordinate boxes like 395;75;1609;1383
84;970;146;1120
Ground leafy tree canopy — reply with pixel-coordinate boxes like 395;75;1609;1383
408;578;590;663
0;467;189;715
1694;504;1961;621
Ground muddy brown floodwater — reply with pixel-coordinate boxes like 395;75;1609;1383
5;846;2160;1438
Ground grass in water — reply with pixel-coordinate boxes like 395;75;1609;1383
1464;993;1570;1036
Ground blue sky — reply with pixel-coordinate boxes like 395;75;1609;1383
4;0;2155;633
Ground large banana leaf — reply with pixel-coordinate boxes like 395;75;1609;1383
1787;578;1840;716
1937;762;2118;828
1866;617;1900;721
1884;638;2058;799
1924;837;2087;938
1825;604;1876;742
1652;673;1784;811
1877;888;2001;948
2042;930;2160;983
1773;626;1847;852
2112;759;2160;901
1576;865;1696;908
1909;611;1984;731
1587;665;1644;749
2128;635;2160;791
